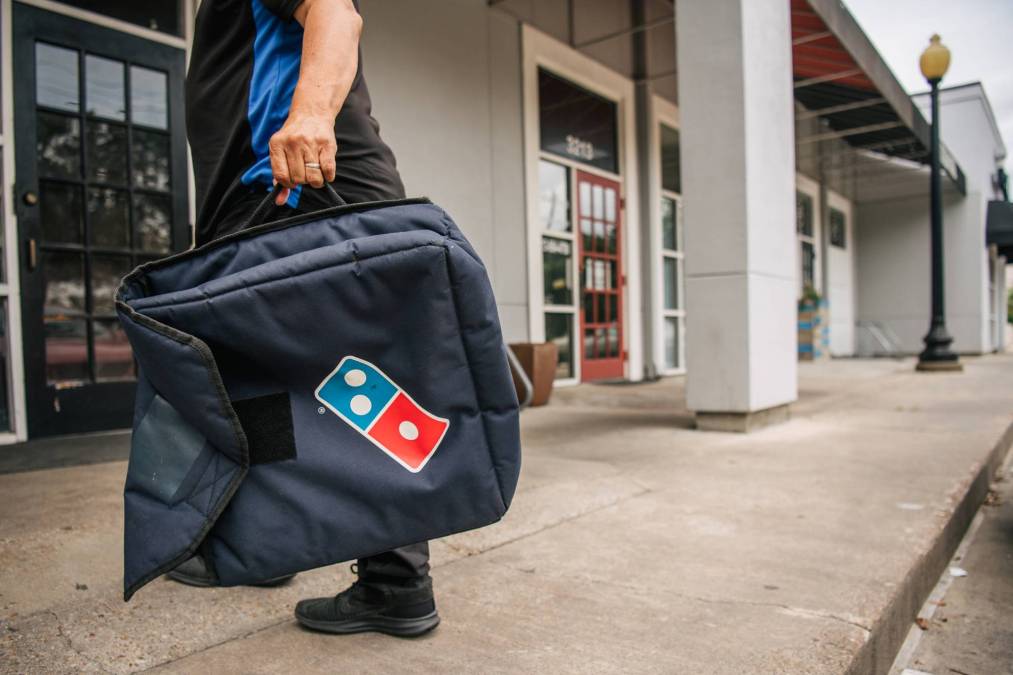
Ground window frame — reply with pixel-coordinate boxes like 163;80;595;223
659;189;685;374
538;158;579;382
829;206;847;249
794;176;822;298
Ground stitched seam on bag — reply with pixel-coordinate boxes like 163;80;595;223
184;453;230;517
125;464;246;601
441;246;508;514
205;453;223;514
131;240;446;311
117;198;436;298
437;210;485;269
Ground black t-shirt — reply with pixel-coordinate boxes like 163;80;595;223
187;0;405;244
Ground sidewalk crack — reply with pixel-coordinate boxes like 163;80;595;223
45;609;114;674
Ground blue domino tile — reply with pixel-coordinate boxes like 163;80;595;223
317;357;398;431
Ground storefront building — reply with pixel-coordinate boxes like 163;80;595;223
0;0;1006;442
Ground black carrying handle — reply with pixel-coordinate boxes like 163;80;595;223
241;182;347;231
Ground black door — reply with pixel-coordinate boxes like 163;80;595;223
13;4;188;437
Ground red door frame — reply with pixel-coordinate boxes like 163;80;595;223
576;170;624;381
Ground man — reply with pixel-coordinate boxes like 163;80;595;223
171;0;438;638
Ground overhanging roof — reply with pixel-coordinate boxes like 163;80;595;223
987;201;1013;259
791;0;965;194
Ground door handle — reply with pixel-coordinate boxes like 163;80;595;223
26;238;37;271
22;190;38;206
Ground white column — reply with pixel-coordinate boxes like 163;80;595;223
676;0;798;431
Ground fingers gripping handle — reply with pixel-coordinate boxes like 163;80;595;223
242;183;347;231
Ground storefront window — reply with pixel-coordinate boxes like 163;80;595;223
0;151;10;430
796;191;814;236
543;237;572;305
830;207;847;248
539;160;570;232
36;43;80;113
659;147;685;373
538;68;618;174
545;313;574;380
663;257;680;310
801;241;815;289
539;158;577;380
664;317;680;371
661;197;678;251
55;1;184;37
797;190;817;293
661;125;681;194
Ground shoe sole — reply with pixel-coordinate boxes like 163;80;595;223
295;610;440;638
166;570;296;588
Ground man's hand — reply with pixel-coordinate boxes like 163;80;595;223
270;0;362;205
269;113;338;195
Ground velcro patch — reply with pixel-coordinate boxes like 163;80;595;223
232;392;297;465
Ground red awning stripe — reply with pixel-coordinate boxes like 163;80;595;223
791;0;876;92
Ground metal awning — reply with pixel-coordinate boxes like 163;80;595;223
986;201;1013;259
791;0;965;194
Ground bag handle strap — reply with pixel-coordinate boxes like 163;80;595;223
241;182;347;231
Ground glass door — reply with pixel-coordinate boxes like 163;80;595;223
13;4;188;437
576;170;624;381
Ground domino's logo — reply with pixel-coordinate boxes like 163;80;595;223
315;356;450;473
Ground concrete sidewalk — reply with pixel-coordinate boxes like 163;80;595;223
1;356;1011;674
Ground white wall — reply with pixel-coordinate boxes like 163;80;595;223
856;189;987;354
358;0;530;342
914;85;1005;202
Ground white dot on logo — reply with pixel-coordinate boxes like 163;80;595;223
349;394;372;416
398;421;419;441
344;369;367;387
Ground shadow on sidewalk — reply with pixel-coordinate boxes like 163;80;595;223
0;430;130;475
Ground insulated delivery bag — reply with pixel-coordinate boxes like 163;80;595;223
116;195;522;599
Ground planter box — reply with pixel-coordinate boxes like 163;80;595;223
798;299;829;361
508;342;559;407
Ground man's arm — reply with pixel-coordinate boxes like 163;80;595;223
269;0;362;204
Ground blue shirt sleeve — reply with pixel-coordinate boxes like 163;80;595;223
260;0;303;22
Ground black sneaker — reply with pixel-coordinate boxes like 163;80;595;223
294;574;439;637
166;555;296;588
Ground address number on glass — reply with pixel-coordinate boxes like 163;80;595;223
565;134;595;161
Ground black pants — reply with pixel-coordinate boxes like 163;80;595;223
209;183;431;584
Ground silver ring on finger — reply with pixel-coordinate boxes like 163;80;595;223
304;162;321;169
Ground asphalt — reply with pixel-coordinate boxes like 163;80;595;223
1;355;1011;674
893;453;1013;675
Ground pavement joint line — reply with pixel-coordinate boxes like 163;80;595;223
887;448;1013;675
137;484;653;672
136;613;298;674
436;485;653;568
844;417;1013;675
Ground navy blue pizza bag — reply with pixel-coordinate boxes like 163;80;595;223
116;195;521;600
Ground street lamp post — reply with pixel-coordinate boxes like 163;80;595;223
916;34;962;372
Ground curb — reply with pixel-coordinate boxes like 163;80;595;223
845;419;1013;675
